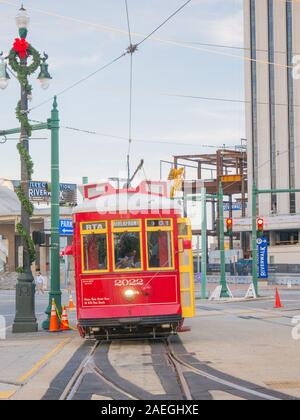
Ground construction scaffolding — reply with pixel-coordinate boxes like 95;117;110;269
170;149;248;254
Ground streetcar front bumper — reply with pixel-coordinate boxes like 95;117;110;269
78;314;183;340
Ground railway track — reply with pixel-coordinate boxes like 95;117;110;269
59;342;139;401
165;339;282;401
59;338;284;401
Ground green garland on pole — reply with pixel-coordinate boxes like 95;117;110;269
17;142;34;179
16;101;32;137
16;223;36;265
15;186;34;216
9;44;41;271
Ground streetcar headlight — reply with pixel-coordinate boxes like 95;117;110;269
123;289;139;301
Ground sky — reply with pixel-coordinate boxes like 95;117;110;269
0;0;245;185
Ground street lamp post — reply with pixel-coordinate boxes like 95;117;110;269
1;5;52;333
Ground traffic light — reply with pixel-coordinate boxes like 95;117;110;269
257;218;264;238
226;218;233;237
32;231;46;246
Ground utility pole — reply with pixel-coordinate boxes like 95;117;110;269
0;6;52;333
0;98;60;332
13;45;37;333
252;183;258;296
219;182;230;298
201;187;207;299
43;97;61;329
251;186;300;297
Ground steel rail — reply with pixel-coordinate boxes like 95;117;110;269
166;339;281;401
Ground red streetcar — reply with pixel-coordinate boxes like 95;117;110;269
72;181;195;340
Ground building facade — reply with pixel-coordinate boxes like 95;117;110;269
0;182;75;284
243;0;300;264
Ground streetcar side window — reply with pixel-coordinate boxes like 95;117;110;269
112;220;143;272
146;219;174;270
80;221;109;273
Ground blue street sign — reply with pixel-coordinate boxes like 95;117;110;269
59;219;74;236
257;237;268;279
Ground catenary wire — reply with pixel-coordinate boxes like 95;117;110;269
0;0;295;71
124;0;134;182
125;0;133;46
15;0;196;116
136;0;193;47
27;119;239;149
28;53;127;113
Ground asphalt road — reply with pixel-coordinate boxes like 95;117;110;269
43;289;300;400
1;287;300;400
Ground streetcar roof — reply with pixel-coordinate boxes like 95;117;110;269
73;192;182;214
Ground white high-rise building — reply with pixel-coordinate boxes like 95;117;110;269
242;0;300;264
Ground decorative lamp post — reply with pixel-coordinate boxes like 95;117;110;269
2;5;52;333
38;53;52;90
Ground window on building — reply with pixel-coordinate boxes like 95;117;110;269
275;231;299;246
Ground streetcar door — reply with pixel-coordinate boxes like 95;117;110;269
177;218;195;318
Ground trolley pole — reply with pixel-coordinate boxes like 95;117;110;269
201;187;207;299
42;97;62;330
219;182;230;298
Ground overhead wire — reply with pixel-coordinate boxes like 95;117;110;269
136;0;193;47
124;0;134;184
14;0;197;117
28;118;240;149
1;0;296;72
28;53;127;113
165;92;300;109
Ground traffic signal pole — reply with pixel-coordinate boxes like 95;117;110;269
252;183;258;296
42;97;61;330
219;182;230;298
201;187;207;299
252;185;300;297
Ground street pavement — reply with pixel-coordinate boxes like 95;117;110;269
0;286;299;400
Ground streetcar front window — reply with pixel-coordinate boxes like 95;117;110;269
114;232;142;270
147;231;173;269
83;234;108;272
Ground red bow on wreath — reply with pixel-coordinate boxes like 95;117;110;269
13;38;29;59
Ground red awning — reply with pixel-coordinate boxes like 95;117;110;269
60;245;73;257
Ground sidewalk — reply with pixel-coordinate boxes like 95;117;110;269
195;282;300;300
0;310;82;400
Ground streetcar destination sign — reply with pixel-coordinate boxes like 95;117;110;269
82;222;107;232
113;220;140;228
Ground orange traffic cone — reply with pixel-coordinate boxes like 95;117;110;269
274;288;283;309
60;306;70;331
49;299;60;332
68;293;75;311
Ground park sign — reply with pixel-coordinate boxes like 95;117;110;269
59;219;74;236
12;180;77;207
